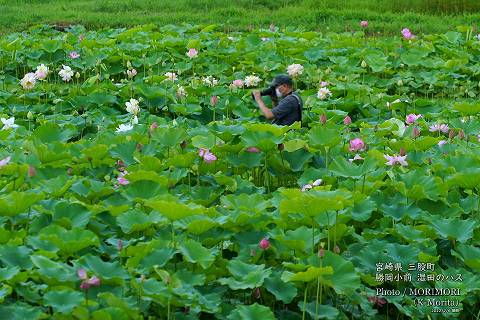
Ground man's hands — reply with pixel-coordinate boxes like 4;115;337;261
253;90;274;120
252;90;262;102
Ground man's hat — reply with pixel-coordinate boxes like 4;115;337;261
271;74;293;87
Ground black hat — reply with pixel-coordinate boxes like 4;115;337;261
271;74;293;87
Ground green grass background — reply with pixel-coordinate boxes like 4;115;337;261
1;0;480;34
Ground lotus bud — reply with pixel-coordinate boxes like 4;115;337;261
320;114;327;125
318;248;325;258
104;175;110;181
458;129;465;140
67;167;73;175
250;248;257;256
325;67;332;74
127;60;132;69
412;126;420;138
253;287;261;299
180;140;187;149
334;245;340;254
343;115;352;125
277;143;284;151
27;111;34;120
136;143;143;152
270;23;276;32
117;239;123;251
12;107;16;114
361;60;367;68
75;72;80;79
259;238;270;250
399;147;406;156
397;79;403;87
28;165;36;177
210;95;219;106
448;129;455;139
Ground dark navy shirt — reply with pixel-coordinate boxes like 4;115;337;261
271;92;302;126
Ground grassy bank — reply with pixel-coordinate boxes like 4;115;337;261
1;0;480;35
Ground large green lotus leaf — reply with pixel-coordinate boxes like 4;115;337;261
380;202;423;221
282;148;313;172
264;273;297;303
39;225;99;255
88;92;117;106
191;134;217;149
178;239;216;269
307;126;341;148
0;302;45;319
298;301;339;320
0;191;44;216
227;303;275;320
32;123;76;143
145;199;203;221
304;47;325;62
0;285;12;303
0;245;32;269
430;218;476;243
396;171;443;201
75;254;129;281
447;170;480;189
241;130;283;152
97;292;141;319
139;248;177;271
44;290;83;314
453;101;480;115
0;266;20;281
35;175;74;197
123;180;167;200
279;189;350;217
41;39;63;52
152;127;186;148
320;251;360;294
116;209;155;233
281;266;333;282
109;141;138;166
364;50;389;72
140;278;169;300
53;201;91;228
184;217;217;235
330;156;377;179
31;255;77;282
452;245;480;271
91;308;129;320
81;144;109;161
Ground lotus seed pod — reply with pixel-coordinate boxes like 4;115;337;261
104;175;111;181
361;60;367;68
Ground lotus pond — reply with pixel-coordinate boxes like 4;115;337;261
0;24;479;319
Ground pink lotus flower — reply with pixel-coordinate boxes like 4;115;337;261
360;20;368;28
259;238;270;250
368;296;387;307
349;138;365;152
320;81;328;87
246;146;260;153
429;123;449;133
348;154;364;163
117;171;129;185
405;113;422;124
231;79;244;88
199;148;217;163
0;156;11;168
117;239;123;251
384;154;408;166
150;122;158;130
343;116;352;125
79;34;85;42
78;268;87;280
210;95;219;106
401;28;415;40
69;51;80;59
87;276;101;287
186;48;198;58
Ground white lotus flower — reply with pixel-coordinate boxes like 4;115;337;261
116;123;134;133
58;65;74;82
20;73;36;90
244;75;261;87
1;117;19;130
164;72;178;81
176;86;187;98
125;98;140;115
287;64;304;77
35;64;49;80
131;115;138;125
202;76;218;87
317;87;332;100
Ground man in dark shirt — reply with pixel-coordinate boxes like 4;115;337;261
252;74;303;126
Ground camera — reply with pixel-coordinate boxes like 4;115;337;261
251;86;278;101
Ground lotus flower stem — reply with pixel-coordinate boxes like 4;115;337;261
362;174;366;193
302;283;308;320
315;257;323;319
